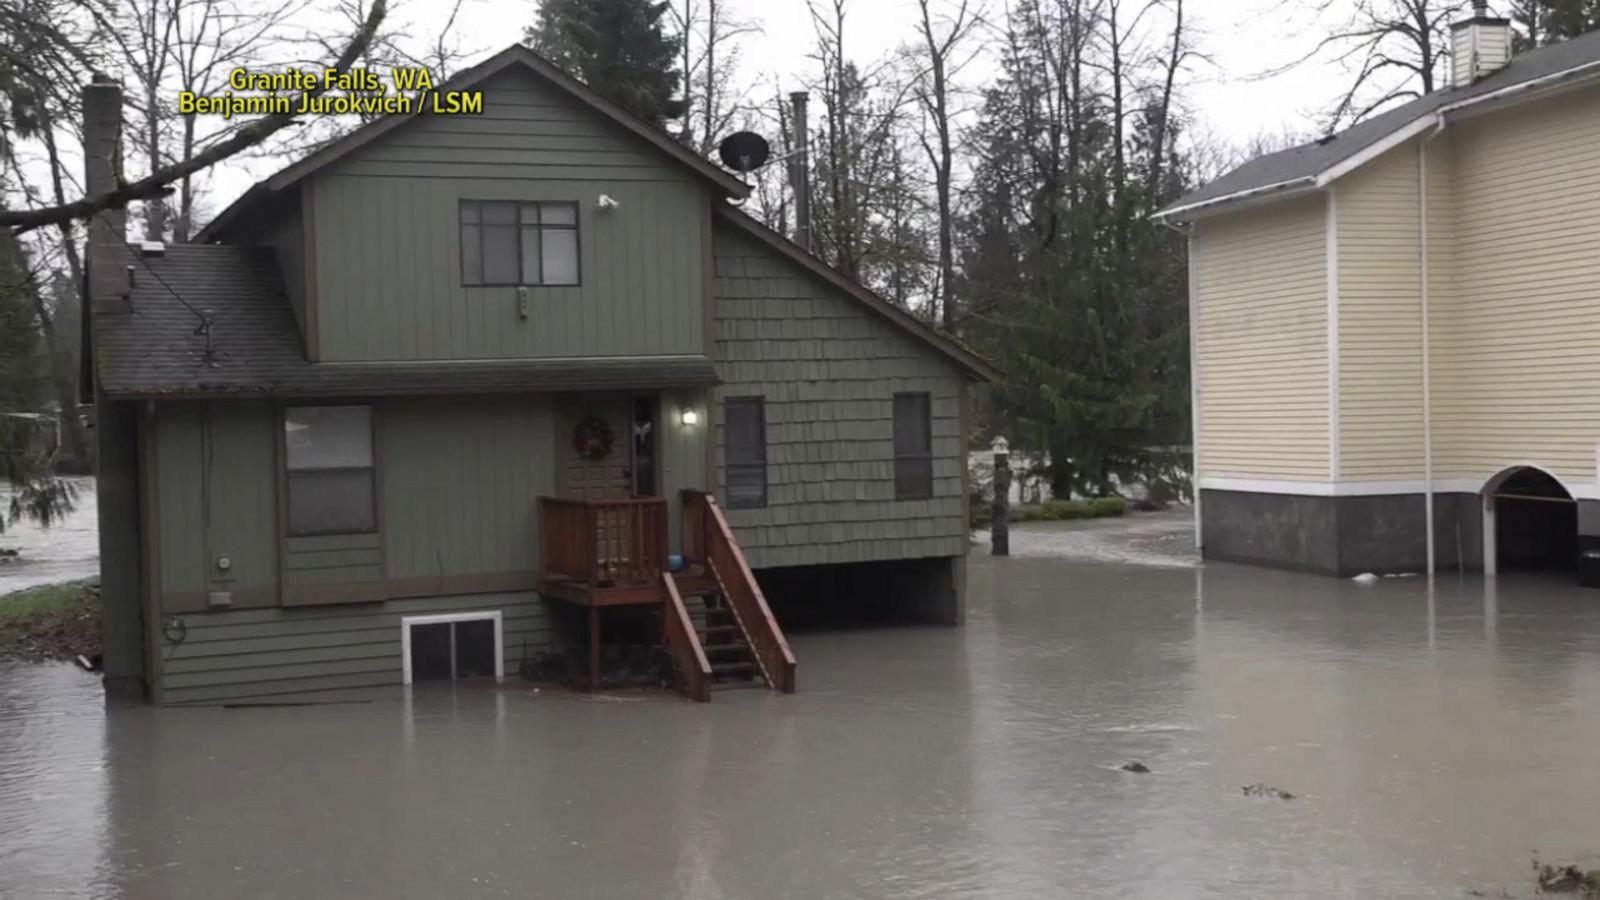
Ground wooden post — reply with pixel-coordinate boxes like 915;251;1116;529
991;436;1011;557
588;605;600;692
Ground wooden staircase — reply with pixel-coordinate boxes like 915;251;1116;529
680;581;767;691
660;491;797;702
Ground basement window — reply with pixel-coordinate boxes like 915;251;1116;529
402;612;503;684
460;200;580;286
285;405;376;536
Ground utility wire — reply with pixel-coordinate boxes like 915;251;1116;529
116;236;219;367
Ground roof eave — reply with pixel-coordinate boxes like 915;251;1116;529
1152;176;1319;224
261;47;750;201
197;44;751;242
1157;59;1600;224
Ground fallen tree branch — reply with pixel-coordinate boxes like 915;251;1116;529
2;0;388;236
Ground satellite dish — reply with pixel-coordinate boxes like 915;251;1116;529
718;131;771;173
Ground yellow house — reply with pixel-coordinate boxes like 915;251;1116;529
1156;9;1600;580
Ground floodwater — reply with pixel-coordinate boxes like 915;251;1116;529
0;477;99;594
5;511;1600;898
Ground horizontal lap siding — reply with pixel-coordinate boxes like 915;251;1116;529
312;69;705;362
1336;145;1427;480
1195;195;1329;479
285;532;381;586
1432;86;1600;491
712;228;967;569
158;592;552;705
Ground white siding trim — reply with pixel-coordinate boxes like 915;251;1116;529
400;610;505;685
1317;114;1442;187
1325;186;1340;481
1188;231;1203;548
1200;475;1599;499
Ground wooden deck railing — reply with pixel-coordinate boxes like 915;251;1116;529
683;490;797;693
538;496;670;587
662;573;712;702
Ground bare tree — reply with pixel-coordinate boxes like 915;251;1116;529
805;0;919;283
1262;0;1466;129
0;0;390;234
673;0;760;156
909;0;981;329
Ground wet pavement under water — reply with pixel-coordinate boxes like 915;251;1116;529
4;511;1600;898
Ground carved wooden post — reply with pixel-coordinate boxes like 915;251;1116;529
991;436;1011;557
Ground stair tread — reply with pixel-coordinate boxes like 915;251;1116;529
711;680;768;692
701;643;748;654
712;661;758;674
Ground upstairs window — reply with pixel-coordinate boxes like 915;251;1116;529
724;397;767;509
893;393;933;500
460;200;580;287
285;406;376;536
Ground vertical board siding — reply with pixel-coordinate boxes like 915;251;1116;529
152;395;561;702
1336;144;1427;480
1430;85;1600;491
381;396;554;578
155;402;280;608
660;387;711;554
1193;194;1330;480
711;227;968;569
311;69;706;362
157;592;553;705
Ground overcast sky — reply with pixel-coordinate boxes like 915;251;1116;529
196;0;1355;215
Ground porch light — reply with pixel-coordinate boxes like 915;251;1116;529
680;408;700;426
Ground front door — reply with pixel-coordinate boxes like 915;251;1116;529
560;395;633;500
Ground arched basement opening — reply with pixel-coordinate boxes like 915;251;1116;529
1483;466;1577;575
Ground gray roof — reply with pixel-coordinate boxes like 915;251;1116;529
95;245;718;398
1160;27;1600;218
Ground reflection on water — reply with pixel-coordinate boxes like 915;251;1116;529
3;513;1600;898
0;477;99;594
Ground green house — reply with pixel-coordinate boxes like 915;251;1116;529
84;46;998;705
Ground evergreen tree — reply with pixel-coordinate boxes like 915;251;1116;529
525;0;686;126
959;0;1193;501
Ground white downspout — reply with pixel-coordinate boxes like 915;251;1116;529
1420;117;1447;580
1158;217;1202;549
1187;229;1202;549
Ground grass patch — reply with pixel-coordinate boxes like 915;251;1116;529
0;579;101;661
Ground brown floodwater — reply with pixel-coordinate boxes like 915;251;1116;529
4;511;1600;899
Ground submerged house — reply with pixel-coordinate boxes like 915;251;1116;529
1156;7;1600;580
84;46;997;704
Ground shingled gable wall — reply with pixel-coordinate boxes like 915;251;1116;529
711;225;970;570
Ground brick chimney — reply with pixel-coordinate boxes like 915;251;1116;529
1451;0;1512;85
83;74;130;314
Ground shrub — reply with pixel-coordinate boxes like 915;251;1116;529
1040;500;1090;520
1090;497;1127;518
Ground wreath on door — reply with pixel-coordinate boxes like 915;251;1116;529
572;415;615;461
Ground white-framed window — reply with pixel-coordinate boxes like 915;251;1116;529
459;200;580;286
285;405;376;536
401;611;504;684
